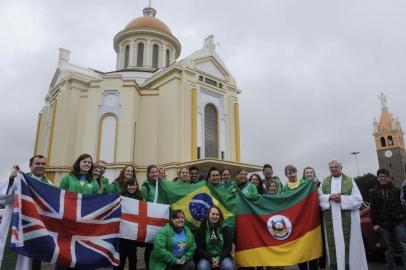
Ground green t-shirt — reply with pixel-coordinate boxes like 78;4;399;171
205;224;224;257
109;179;124;194
141;178;158;202
59;173;99;195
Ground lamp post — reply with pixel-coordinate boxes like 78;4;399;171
350;152;360;177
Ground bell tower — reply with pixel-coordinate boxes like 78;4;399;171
373;93;406;186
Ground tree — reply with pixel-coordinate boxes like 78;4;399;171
354;173;377;202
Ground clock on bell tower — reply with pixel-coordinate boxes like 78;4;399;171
373;93;406;186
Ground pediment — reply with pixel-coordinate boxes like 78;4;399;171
195;58;227;81
49;68;65;90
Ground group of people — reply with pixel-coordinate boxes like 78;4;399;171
6;153;391;270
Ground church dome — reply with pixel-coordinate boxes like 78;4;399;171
125;16;172;35
113;5;181;70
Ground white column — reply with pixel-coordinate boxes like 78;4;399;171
161;44;167;67
117;46;122;70
129;40;136;68
146;39;151;67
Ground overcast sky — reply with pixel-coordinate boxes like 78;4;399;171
1;0;406;181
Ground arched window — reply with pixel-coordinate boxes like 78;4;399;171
137;43;144;67
380;137;386;147
98;114;117;163
152;44;159;68
165;49;170;67
204;104;218;158
124;45;130;69
388;135;393;146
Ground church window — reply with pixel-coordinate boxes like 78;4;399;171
98;114;117;163
388;135;393;146
199;75;204;81
165;49;170;67
152;44;159;68
205;77;217;87
137;43;144;67
204;104;218;158
380;137;386;147
124;45;130;69
219;83;223;89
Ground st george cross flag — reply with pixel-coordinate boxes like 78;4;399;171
120;196;169;243
11;173;121;268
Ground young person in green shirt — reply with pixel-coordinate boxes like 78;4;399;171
93;165;109;194
195;205;234;270
263;164;283;194
110;164;136;194
221;168;233;188
94;160;110;193
234;168;258;199
158;166;167;180
302;166;321;187
249;173;266;195
281;165;306;192
149;209;196;270
178;167;191;184
141;164;161;270
114;179;144;270
207;167;222;189
59;153;99;195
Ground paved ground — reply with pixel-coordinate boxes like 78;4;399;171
39;249;404;269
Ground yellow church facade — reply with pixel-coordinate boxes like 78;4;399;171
33;6;260;183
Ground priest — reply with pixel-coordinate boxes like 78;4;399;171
318;160;367;270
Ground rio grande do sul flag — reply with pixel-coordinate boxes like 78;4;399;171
235;181;322;267
120;197;169;243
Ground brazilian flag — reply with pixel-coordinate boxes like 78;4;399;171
159;180;235;228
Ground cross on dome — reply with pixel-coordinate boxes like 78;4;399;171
143;0;156;17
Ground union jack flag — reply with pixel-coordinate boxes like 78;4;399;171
11;173;121;268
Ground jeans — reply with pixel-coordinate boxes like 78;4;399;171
380;223;406;270
166;260;195;270
197;257;235;270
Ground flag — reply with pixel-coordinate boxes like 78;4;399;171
160;181;234;228
235;181;322;267
120;196;169;243
11;173;121;268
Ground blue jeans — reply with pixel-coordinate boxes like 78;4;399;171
197;257;234;270
380;223;406;270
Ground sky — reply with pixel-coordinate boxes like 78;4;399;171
1;0;406;181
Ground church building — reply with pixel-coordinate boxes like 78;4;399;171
33;5;260;182
373;93;406;186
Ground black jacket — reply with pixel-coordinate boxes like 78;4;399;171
370;183;404;228
194;224;233;261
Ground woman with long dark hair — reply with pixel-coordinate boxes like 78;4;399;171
59;153;99;194
110;164;136;193
195;205;234;270
249;173;266;195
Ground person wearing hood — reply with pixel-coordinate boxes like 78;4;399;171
371;168;406;270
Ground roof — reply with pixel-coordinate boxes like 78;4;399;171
125;16;172;35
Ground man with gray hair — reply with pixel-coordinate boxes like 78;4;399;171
318;160;367;270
